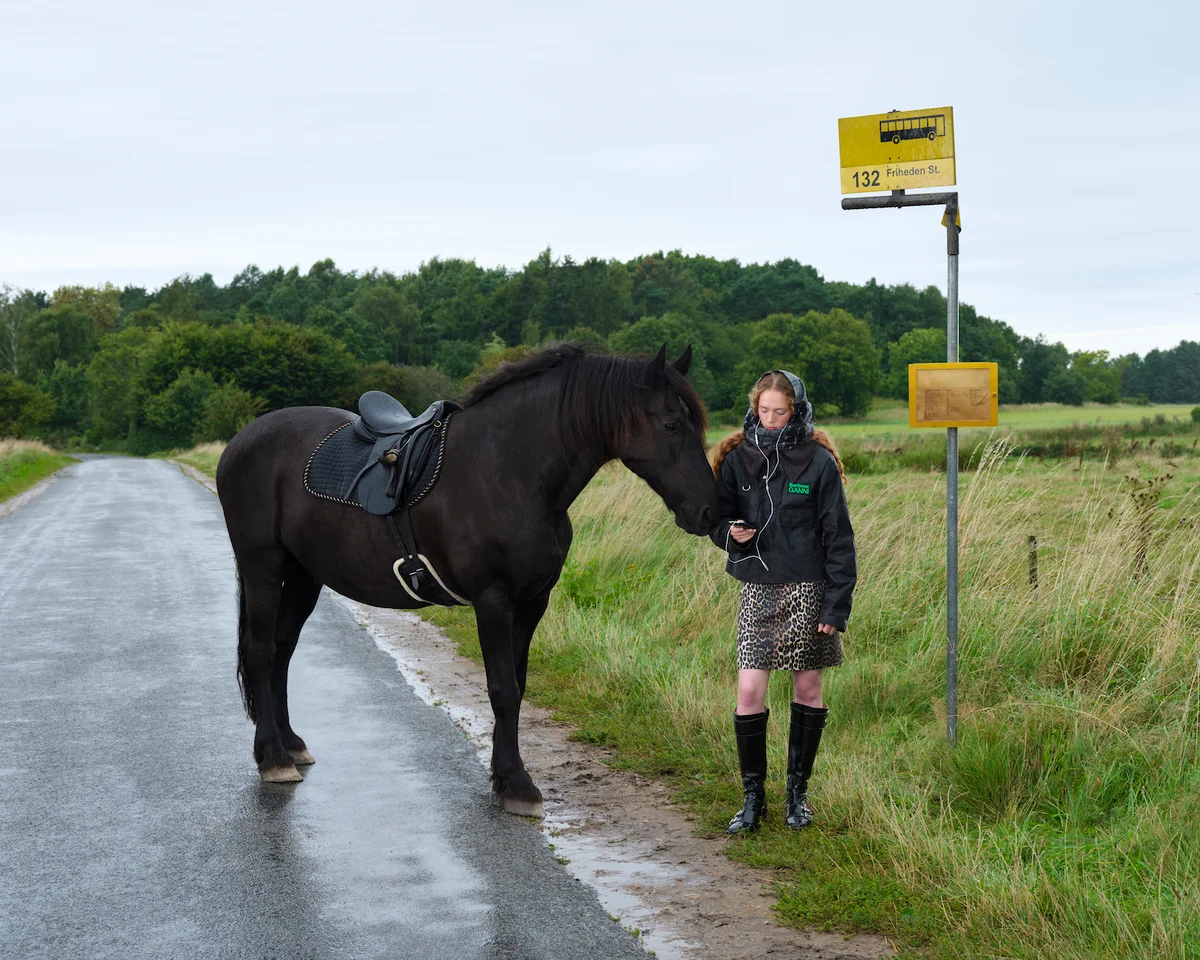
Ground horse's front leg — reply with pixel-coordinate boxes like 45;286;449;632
475;586;543;817
513;591;551;701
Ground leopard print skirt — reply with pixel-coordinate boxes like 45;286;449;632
736;581;844;672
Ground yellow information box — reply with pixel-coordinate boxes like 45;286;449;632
908;363;998;428
839;107;956;194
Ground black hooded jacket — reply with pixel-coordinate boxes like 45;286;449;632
708;372;857;631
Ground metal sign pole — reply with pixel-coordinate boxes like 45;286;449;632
945;198;960;746
841;188;964;747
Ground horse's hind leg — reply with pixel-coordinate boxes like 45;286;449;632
271;567;322;766
237;559;303;783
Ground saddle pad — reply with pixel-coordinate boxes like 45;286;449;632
303;417;449;512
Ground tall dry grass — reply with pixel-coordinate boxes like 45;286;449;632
171;442;226;478
0;438;57;457
430;444;1200;958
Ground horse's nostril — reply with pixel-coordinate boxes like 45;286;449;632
698;505;714;532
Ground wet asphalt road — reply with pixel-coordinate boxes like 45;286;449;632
0;457;649;960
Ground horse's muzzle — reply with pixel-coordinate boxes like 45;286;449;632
676;503;715;536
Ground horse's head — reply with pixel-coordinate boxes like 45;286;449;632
619;345;719;536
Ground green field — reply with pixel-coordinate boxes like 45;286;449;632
708;402;1200;478
0;440;76;503
714;401;1198;438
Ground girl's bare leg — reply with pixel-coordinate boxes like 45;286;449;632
792;669;823;707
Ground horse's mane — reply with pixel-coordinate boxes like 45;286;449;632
461;343;708;455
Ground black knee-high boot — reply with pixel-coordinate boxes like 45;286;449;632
728;710;769;834
786;702;828;829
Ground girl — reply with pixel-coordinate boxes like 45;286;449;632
710;371;856;833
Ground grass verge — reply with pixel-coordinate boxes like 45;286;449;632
425;448;1200;959
0;439;76;504
170;443;225;478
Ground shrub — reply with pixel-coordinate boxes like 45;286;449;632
38;360;90;436
432;340;482;381
341;362;459;414
143;368;216;448
0;373;56;438
1100;426;1123;467
841;450;876;475
194;384;265;443
1044;368;1087;405
401;365;459;412
884;327;946;399
138;319;357;411
460;345;540;395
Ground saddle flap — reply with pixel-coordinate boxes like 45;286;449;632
305;406;458;516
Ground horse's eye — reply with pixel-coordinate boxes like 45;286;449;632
665;421;681;435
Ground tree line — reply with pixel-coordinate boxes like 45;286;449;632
1;250;1197;450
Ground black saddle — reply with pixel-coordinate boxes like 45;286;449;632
304;392;461;517
355;391;443;441
304;392;467;609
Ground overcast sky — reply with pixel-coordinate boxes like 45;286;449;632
2;0;1196;356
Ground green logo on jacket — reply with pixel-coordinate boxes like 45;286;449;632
788;482;810;495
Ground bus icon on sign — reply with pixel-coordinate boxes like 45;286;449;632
879;114;946;145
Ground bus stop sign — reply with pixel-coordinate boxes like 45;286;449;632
908;362;998;428
839;107;956;193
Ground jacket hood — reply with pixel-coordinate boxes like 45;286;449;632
744;369;814;441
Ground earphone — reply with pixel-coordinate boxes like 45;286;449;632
726;426;778;572
726;370;808;572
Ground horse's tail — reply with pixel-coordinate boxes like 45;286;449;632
235;565;257;723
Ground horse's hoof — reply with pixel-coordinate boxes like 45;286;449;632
501;796;545;818
260;764;303;783
288;748;315;766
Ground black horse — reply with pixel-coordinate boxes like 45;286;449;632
215;344;717;816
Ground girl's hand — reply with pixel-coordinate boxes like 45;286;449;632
730;525;756;544
817;623;838;635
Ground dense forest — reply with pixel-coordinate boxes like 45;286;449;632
1;249;1197;452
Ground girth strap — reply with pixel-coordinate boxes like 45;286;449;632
386;511;469;608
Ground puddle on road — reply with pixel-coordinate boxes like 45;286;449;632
340;597;700;960
539;807;699;958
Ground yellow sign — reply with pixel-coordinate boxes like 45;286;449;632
839;107;956;194
908;363;998;428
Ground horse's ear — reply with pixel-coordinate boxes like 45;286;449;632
649;344;667;381
672;345;693;376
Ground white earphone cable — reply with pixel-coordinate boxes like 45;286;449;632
727;428;778;572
